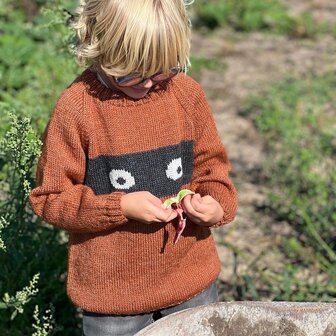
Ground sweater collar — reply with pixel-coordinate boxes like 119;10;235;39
78;67;171;107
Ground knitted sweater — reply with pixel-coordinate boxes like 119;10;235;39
29;67;238;315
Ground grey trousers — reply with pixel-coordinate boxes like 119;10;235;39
82;281;218;336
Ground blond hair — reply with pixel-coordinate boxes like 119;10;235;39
73;0;193;77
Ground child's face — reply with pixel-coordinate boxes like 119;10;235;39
104;73;154;99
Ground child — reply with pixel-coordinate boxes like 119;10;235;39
29;0;238;334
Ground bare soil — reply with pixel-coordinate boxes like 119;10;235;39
190;1;336;298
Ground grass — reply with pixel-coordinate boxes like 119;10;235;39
189;56;226;82
240;71;336;302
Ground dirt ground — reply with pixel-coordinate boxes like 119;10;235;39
190;1;336;297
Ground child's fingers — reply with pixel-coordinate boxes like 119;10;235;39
164;209;178;222
158;208;178;222
146;203;173;223
200;195;216;204
190;194;208;213
193;193;203;202
182;194;203;218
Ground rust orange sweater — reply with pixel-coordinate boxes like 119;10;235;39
29;67;238;315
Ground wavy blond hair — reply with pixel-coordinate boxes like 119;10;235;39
72;0;193;77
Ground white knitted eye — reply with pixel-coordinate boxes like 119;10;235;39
166;158;183;181
109;169;135;189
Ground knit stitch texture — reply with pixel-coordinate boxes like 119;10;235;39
29;67;238;314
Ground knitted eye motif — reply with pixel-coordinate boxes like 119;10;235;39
166;158;183;181
109;169;135;189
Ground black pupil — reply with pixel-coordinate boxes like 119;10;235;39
177;166;182;174
117;177;127;185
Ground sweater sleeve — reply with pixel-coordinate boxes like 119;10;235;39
29;102;128;234
190;83;238;227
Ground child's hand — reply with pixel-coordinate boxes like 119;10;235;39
120;191;178;224
181;194;224;227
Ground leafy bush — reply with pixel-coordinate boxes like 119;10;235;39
194;0;293;32
241;72;336;301
0;107;82;335
193;0;332;37
0;0;79;135
0;1;83;334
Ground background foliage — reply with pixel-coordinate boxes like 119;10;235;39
0;1;82;334
240;73;336;301
193;0;334;37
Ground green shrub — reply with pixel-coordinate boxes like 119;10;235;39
193;0;333;37
0;0;79;135
0;107;82;335
194;0;294;31
0;1;83;333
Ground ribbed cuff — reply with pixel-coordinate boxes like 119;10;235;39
104;192;129;225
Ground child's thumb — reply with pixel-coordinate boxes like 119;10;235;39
193;193;203;202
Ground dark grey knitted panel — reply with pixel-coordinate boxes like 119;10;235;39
84;140;194;198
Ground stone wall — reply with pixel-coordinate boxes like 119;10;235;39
136;302;336;336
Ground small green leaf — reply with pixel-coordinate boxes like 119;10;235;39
0;302;7;309
163;189;195;208
163;197;178;208
10;310;18;320
176;189;195;202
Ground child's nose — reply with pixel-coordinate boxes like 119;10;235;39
142;79;154;88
